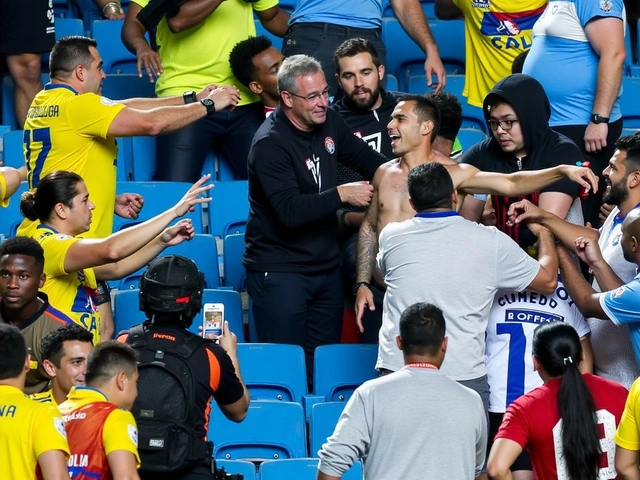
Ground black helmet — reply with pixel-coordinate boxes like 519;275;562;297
139;255;204;326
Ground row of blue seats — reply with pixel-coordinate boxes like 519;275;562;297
217;458;363;480
0;180;249;239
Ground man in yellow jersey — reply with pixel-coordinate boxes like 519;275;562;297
615;376;640;476
31;324;94;406
0;237;77;394
122;0;289;181
18;36;240;341
0;324;71;480
59;341;140;480
0;165;26;207
434;0;547;107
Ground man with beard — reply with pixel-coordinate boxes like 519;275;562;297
330;39;460;342
506;134;640;388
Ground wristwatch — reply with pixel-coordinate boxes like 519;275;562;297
591;113;610;124
200;98;216;116
183;91;197;104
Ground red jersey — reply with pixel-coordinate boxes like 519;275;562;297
495;374;629;480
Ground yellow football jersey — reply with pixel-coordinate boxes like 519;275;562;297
30;389;58;407
615;377;640;450
131;0;276;102
0;172;8;207
18;83;126;239
452;0;547;107
33;224;101;344
0;385;70;480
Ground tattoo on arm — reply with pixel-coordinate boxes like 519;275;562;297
356;198;379;283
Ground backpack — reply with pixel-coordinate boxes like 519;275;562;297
128;324;213;474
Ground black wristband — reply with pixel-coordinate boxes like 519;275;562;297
353;281;371;296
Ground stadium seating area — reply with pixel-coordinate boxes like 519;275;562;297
1;0;640;475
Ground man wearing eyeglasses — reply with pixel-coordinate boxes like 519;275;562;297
244;54;388;386
459;74;585;249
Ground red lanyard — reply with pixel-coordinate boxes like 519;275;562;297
405;363;439;370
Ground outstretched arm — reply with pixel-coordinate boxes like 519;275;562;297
452;164;598;197
557;245;607;319
0;166;26;203
354;188;379;331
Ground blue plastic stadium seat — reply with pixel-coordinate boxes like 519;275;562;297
259;458;363;480
255;19;283;52
209;401;307;460
2;74;50;130
117;234;219;290
101;74;156;100
385;74;398;92
0;182;29;237
457;128;488;152
314;344;378;402
309;402;345;457
621;77;640;128
130;136;156;181
622;128;640;136
223;233;246;290
216;460;257;480
208;181;249;238
113;181;206;233
237;344;308;402
92;20;140;74
2;130;25;169
114;288;244;340
382;18;464;90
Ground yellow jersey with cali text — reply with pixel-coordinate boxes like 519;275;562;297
18;83;126;239
451;0;547;106
615;376;640;451
33;224;100;344
0;385;70;480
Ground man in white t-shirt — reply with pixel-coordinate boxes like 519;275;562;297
376;161;559;417
485;280;593;480
507;134;640;388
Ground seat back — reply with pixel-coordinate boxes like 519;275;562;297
457;128;488;152
223;233;246;290
114;289;244;340
309;402;346;457
92;20;139;74
314;344;378;401
113;181;205;233
209;181;249;238
444;75;488;133
237;344;307;402
116;234;220;290
259;458;364;480
621;77;640;128
2;130;25;169
209;401;307;460
101;74;156;100
0;181;29;237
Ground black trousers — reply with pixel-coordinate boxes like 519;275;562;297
282;22;387;95
554;118;623;227
155;102;264;182
247;268;344;384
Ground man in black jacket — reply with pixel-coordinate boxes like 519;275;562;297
244;54;387;382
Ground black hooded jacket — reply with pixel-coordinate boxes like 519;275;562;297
461;74;582;247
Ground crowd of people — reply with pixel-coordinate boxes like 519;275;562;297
1;0;640;478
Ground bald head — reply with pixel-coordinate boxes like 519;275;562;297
621;208;640;264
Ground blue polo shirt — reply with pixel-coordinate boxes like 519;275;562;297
601;272;640;367
289;0;383;29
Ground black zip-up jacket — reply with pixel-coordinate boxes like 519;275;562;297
243;107;386;273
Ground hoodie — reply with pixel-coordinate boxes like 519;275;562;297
461;74;582;247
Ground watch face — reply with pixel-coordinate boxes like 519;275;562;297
202;99;213;106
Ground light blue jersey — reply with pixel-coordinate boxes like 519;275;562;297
523;0;626;126
601;272;640;368
289;0;383;29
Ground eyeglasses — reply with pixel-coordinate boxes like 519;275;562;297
287;86;331;105
487;119;519;131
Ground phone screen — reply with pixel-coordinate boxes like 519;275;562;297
203;303;224;340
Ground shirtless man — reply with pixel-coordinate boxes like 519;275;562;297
354;96;599;329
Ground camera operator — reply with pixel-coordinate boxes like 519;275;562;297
117;255;249;480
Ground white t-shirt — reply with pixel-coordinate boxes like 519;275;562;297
376;213;540;380
486;279;591;413
588;206;640;388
